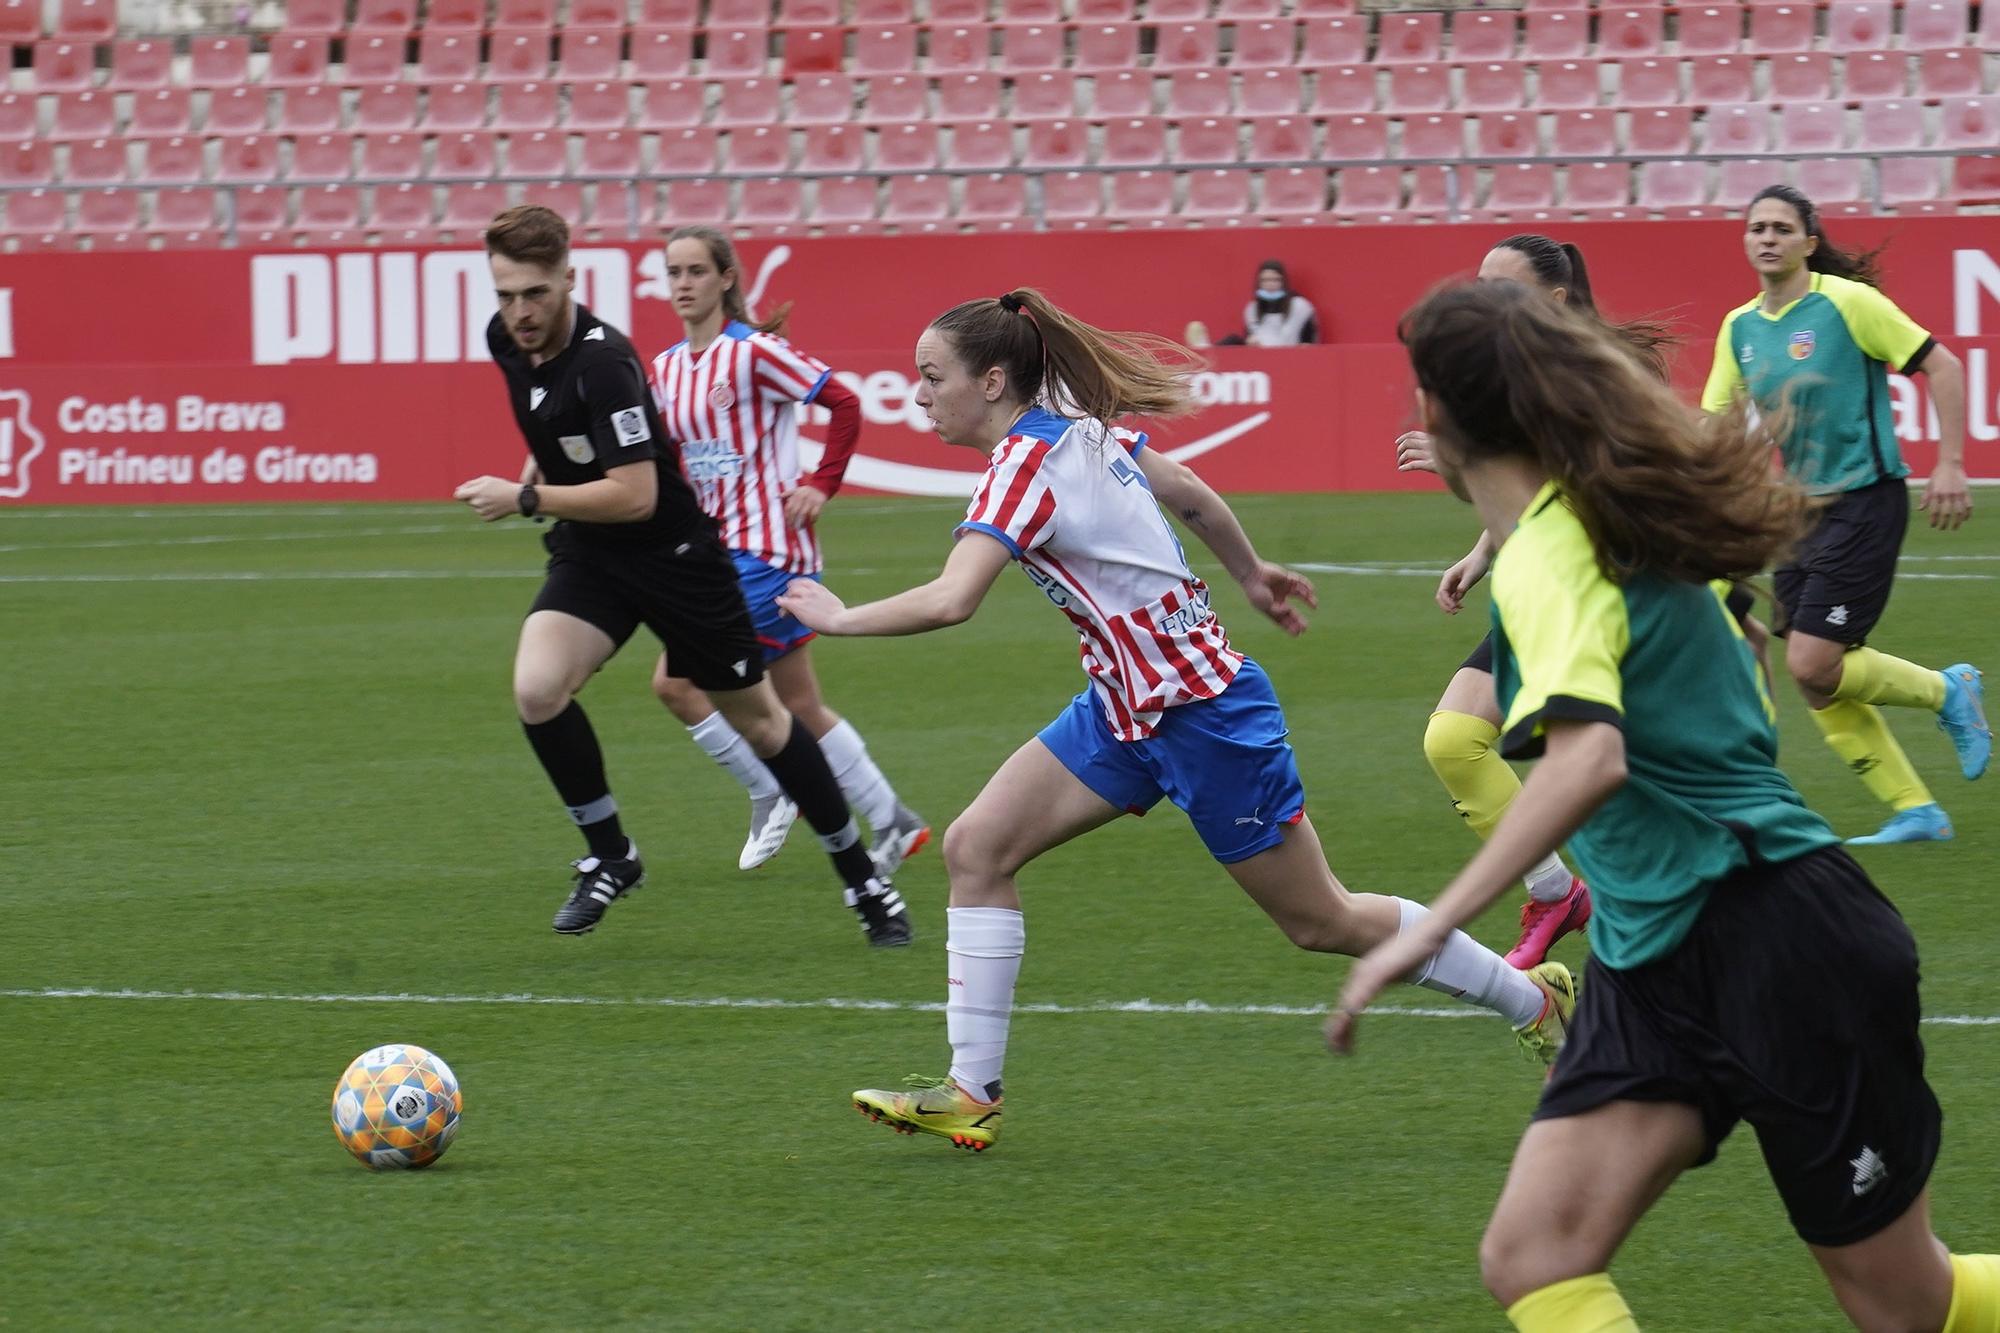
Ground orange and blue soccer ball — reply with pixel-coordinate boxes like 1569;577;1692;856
331;1044;462;1170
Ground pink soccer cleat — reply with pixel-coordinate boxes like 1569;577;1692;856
1504;877;1592;969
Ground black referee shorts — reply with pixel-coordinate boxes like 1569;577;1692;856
1773;477;1910;646
528;525;765;693
1535;845;1940;1247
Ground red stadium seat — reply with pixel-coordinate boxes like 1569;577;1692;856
1915;49;1980;97
1247;113;1307;159
351;0;415;32
368;181;437;235
1154;21;1221;70
489;32;552;82
496;0;556;29
1180;116;1241;163
1452;11;1516;62
0;0;33;43
1068;21;1135;71
1882;157;1944;204
1533;60;1599;110
139;134;206;182
1307;64;1373;114
66;137;125;183
801;121;866;169
565;81;628;130
1747;5;1813;54
76;186;141;235
1231;20;1297;68
1796;156;1864;201
1299;16;1366;64
1903;0;1969;48
1043;170;1104;224
1778;100;1846;151
1022;117;1087;167
1715;157;1782;208
1402;111;1465;158
360;132;425;179
296;183;362;234
1617;58;1681;108
418;33;481;83
1378;11;1442;62
814;174;878;224
1101;116;1167;165
1704;101;1770;153
342;35;405;85
638;79;705;129
580;128;642;176
1331;164;1399;219
1166;69;1229;117
796;73;858;123
946;119;1013;169
737;176;804;228
580;181;637;239
1487;161;1556;209
779;0;840;20
1261;164;1328;215
1938;95;2000;147
883;173;951;224
505;128;569;177
1637;159;1710;208
559;31;622;82
706;27;770;77
517;180;583;222
3;190;70;245
0;140;53;185
1324;113;1388;160
108;39;171;90
1384;63;1449;114
1826;2;1893;53
1147;0;1208;18
1239;67;1303;116
276;84;342;134
442;182;509;234
1860;97;1926;149
1689;55;1754;105
1476;110;1538;156
1600;7;1664;56
1565;160;1631;210
268;35;331;87
1767;52;1832;101
632;29;692;78
0;94;32;141
780;26;843;76
854;27;918;76
206;87;269;136
1003;23;1066;71
861;72;928;122
1013;71;1075;119
1185;166;1252;216
191;37;250;88
1521;9;1588;60
1109;169;1176;220
638;0;698;24
216;134;282;182
291;131;353;179
153;186;219;232
1462;62;1526;112
1679;4;1742;55
423;82;488;131
926;24;990;75
31;40;96;93
432;130;498;178
1843;51;1909;100
724;123;790;172
716;76;781;125
936;71;1000;121
1629;106;1693;154
54;0;115;40
52;89;116;138
874;120;939;170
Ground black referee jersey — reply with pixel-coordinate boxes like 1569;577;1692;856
486;303;713;548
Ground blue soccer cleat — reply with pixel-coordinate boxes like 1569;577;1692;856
1937;663;1990;781
1847;803;1955;846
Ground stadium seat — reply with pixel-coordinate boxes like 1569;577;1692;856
1617;58;1681;107
490;33;552;82
0;0;33;44
494;82;558;131
862;72;928;122
1860;97;1926;150
1629;106;1694;154
801;121;866;170
1299;16;1367;64
1239;67;1304;116
1476;111;1538;156
216;135;281;182
1904;0;1970;49
927;71;994;122
1154;22;1221;69
505;129;568;177
1715;157;1783;208
796;73;858;124
639;0;700;25
342;35;405;86
1014;71;1076;119
716;77;781;126
1176;116;1240;162
1843;51;1908;100
1023;117;1088;167
518;181;584;222
76;186;140;236
418;34;481;83
423;82;488;131
1551;108;1615;156
737;177;803;227
874;120;939;169
813;174;878;224
883;173;951;224
190;37;250;89
1689;54;1754;104
1231;20;1298;68
1827;2;1893;53
1915;50;1980;98
285;0;345;33
1747;5;1814;53
108;39;171;91
1637;159;1710;208
1003;24;1066;71
1796;157;1864;201
433;131;498;178
706;27;771;77
926;24;990;76
1779;100;1846;151
0;95;32;142
709;0;770;24
1462;61;1527;111
3;189;70;246
1261;165;1328;215
947;119;1013;167
52;90;115;139
638;80;705;129
1768;52;1833;101
268;35;331;88
1378;11;1443;62
1324;113;1388;160
66;138;125;183
1452;10;1517;61
138;134;205;182
1521;9;1589;60
442;182;509;234
206;88;269;137
1881;156;1944;204
428;0;485;24
1533;60;1600;109
296;183;362;234
1950;155;2000;204
579;182;637;239
1332;164;1401;219
1385;64;1450;113
152;186;219;233
569;0;628;24
781;27;844;77
31;40;96;95
1109;169;1176;220
1705;102;1770;152
292;132;353;180
1184;167;1252;217
1089;70;1152;117
1937;94;1999;146
350;0;415;32
276;84;342;135
633;30;692;79
1566;160;1631;211
125;87;190;139
1487;161;1557;209
725;123;792;172
559;31;622;82
0;141;53;185
1167;69;1231;117
1672;6;1740;59
1247;114;1307;159
1402;112;1465;158
853;26;918;76
566;81;628;130
579;128;643;176
1308;64;1374;114
780;0;841;21
54;0;115;41
360;132;424;178
1600;7;1664;56
497;0;556;28
368;182;437;236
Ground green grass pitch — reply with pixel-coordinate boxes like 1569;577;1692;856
3;494;1996;1330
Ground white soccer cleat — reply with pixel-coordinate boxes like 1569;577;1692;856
869;803;932;879
738;795;798;871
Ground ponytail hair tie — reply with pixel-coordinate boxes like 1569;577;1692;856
998;293;1025;314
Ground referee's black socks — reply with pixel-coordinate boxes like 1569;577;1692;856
523;702;630;862
761;717;878;888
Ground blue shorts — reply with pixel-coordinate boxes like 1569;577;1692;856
1036;658;1306;864
732;550;819;662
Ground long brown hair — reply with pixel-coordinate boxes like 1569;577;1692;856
1401;281;1807;585
667;224;790;336
1492;233;1675;378
930;288;1199;421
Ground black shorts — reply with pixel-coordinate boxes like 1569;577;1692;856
1773;477;1909;646
1459;633;1495;675
529;524;765;693
1535;845;1940;1247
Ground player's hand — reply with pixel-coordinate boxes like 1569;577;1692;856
1325;929;1440;1056
1395;431;1438;474
782;484;828;529
1239;560;1318;636
454;475;521;522
1436;546;1492;614
776;578;847;633
1921;460;1972;530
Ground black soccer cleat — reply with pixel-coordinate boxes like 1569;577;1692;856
553;843;645;935
845;878;912;948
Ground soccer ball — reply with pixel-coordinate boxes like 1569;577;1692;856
331;1043;462;1170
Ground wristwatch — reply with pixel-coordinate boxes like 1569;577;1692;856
518;483;541;519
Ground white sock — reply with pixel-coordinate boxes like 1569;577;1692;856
816;718;900;835
946;906;1024;1101
1394;898;1545;1028
687;712;782;801
1524;853;1574;903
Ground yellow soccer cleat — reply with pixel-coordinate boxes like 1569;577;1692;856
1515;961;1577;1072
853;1075;1002;1152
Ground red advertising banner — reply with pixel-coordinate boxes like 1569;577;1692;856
4;219;1998;505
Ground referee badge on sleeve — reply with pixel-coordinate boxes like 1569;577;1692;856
560;433;595;463
611;406;652;446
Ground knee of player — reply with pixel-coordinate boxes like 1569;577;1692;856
1478;1226;1550;1308
942;815;1021;888
1787;652;1844;699
1424;709;1496;772
513;676;572;723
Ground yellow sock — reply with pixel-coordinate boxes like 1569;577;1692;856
1834;646;1948;711
1810;699;1936;812
1946;1254;2000;1332
1424;710;1520;840
1507;1273;1639;1332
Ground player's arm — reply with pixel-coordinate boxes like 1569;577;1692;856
1137;444;1317;636
1700;312;1745;415
787;377;861;527
777;530;1013;636
1911;341;1970;529
455;460;656;523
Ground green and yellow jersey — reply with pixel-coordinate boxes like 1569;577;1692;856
1491;483;1840;970
1701;271;1934;495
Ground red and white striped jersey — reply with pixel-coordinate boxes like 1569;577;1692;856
648;320;834;575
958;408;1244;741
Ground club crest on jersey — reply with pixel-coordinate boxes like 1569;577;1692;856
1789;330;1816;361
559;433;595;464
709;382;736;411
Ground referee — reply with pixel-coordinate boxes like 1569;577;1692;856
453;205;910;944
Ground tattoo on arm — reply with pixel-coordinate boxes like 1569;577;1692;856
1179;506;1207;530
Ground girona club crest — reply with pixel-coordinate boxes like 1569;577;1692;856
0;390;46;499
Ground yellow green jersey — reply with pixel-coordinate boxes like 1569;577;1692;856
1701;271;1935;495
1491;483;1840;969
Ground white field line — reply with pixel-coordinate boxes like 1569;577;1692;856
0;523;493;554
5;986;2000;1027
1296;560;1997;582
0;570;539;583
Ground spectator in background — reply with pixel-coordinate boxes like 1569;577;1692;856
1241;261;1318;346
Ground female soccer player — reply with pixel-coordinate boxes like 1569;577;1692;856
1394;235;1673;968
1331;280;2000;1333
776;289;1575;1153
645;225;928;875
1703;185;1988;845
